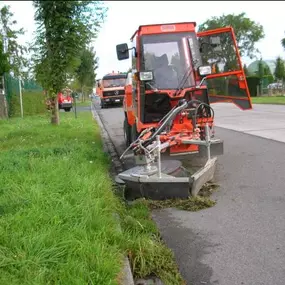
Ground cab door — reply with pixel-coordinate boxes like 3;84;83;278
197;27;252;110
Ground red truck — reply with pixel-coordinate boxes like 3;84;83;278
45;90;73;112
58;91;73;112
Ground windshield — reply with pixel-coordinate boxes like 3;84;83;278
141;32;200;90
102;78;126;88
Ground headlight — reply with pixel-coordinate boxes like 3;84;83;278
139;71;153;81
198;66;212;77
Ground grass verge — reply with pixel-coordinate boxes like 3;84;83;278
75;100;92;107
9;90;46;117
251;95;285;105
0;112;186;285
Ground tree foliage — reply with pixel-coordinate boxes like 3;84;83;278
243;64;249;76
258;59;264;79
0;5;27;76
282;33;285;51
198;12;265;59
75;46;98;98
274;56;285;82
32;0;107;124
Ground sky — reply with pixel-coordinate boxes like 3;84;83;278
2;1;285;79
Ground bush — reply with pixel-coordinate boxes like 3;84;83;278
246;76;260;97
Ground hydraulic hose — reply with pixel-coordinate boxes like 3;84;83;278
142;99;203;148
193;102;215;130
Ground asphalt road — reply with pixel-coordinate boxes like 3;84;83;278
94;100;285;285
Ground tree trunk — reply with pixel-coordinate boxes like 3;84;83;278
81;86;85;102
50;96;59;125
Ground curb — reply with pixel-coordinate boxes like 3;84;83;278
90;102;135;285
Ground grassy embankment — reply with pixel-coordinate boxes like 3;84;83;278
0;112;192;284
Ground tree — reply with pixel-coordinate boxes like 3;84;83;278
257;59;264;79
282;32;285;50
243;64;249;76
274;56;285;83
0;5;27;119
198;12;265;59
263;65;272;76
0;5;27;76
32;1;107;125
75;46;98;102
282;39;285;50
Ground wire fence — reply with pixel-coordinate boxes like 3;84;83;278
1;73;46;118
258;86;285;97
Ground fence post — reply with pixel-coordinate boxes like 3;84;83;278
0;75;8;119
19;76;23;118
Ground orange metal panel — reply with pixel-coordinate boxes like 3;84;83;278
132;22;196;38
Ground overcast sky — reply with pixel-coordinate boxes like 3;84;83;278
2;1;285;79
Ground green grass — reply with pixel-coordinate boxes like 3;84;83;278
75;100;92;107
0;112;185;285
9;90;46;117
251;95;285;105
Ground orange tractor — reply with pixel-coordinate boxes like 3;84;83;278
115;22;252;200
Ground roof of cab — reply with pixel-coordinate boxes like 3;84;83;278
130;22;197;40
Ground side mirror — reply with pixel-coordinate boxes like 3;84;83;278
116;43;129;60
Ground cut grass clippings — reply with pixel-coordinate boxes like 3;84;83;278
0;112;185;285
126;181;218;213
251;95;285;105
146;182;218;211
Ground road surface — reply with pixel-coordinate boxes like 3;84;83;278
94;100;285;285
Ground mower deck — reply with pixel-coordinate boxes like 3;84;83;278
118;157;217;201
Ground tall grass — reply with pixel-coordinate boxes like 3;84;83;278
9;90;46;117
0;113;185;285
0;113;124;284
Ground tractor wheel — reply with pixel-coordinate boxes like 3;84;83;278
123;116;131;147
130;123;139;143
64;108;71;112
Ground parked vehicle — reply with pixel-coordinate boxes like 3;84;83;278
267;82;283;89
58;91;73;112
45;89;73;112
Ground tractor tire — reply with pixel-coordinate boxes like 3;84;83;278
64;108;71;112
130;123;139;143
123;116;131;147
